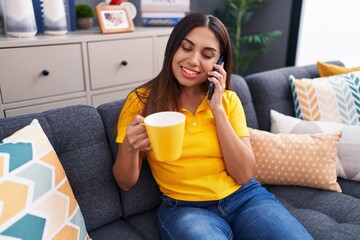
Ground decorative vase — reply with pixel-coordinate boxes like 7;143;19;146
43;0;68;35
5;0;37;37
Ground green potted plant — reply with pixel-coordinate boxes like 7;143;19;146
215;0;282;75
75;3;95;30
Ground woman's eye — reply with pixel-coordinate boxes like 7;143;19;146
182;46;191;51
203;55;212;59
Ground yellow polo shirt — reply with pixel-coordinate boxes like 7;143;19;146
116;89;249;201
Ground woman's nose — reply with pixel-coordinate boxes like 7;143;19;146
187;52;200;66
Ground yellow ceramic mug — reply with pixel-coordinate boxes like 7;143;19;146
144;111;186;162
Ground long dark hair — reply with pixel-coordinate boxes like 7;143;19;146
135;13;233;116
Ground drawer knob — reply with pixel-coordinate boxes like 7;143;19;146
42;70;50;76
120;60;128;66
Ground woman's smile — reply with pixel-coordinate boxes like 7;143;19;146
181;66;200;79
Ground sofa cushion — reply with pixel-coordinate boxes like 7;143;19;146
0;105;122;232
271;109;360;181
125;208;161;240
97;101;162;218
249;128;341;192
0;119;90;239
88;219;144;240
245;61;344;131
266;183;360;239
289;71;360;125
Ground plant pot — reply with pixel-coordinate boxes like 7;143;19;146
77;17;93;30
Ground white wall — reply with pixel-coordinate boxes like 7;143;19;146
296;0;360;67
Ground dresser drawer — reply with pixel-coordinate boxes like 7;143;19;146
88;37;154;90
91;86;137;108
0;44;85;103
4;97;87;117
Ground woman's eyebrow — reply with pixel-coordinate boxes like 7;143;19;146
183;38;194;46
183;38;218;52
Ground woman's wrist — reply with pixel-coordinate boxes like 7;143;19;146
211;106;225;118
123;136;137;153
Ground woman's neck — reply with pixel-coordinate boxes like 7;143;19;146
180;86;207;115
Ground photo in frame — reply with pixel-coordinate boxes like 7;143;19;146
96;5;135;34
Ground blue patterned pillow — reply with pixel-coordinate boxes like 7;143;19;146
289;71;360;125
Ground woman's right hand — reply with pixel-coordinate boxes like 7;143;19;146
123;115;152;153
114;115;149;190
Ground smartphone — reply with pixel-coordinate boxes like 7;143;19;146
208;55;224;100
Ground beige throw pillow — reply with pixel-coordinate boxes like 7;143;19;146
249;128;342;192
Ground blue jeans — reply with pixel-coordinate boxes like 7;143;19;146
157;178;313;240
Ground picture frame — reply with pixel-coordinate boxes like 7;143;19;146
96;5;135;34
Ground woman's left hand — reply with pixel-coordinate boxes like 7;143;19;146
207;63;226;114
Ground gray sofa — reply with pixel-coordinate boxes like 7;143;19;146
1;62;359;239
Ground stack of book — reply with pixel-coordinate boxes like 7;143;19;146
141;0;190;27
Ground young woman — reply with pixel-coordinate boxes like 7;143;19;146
113;13;313;240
